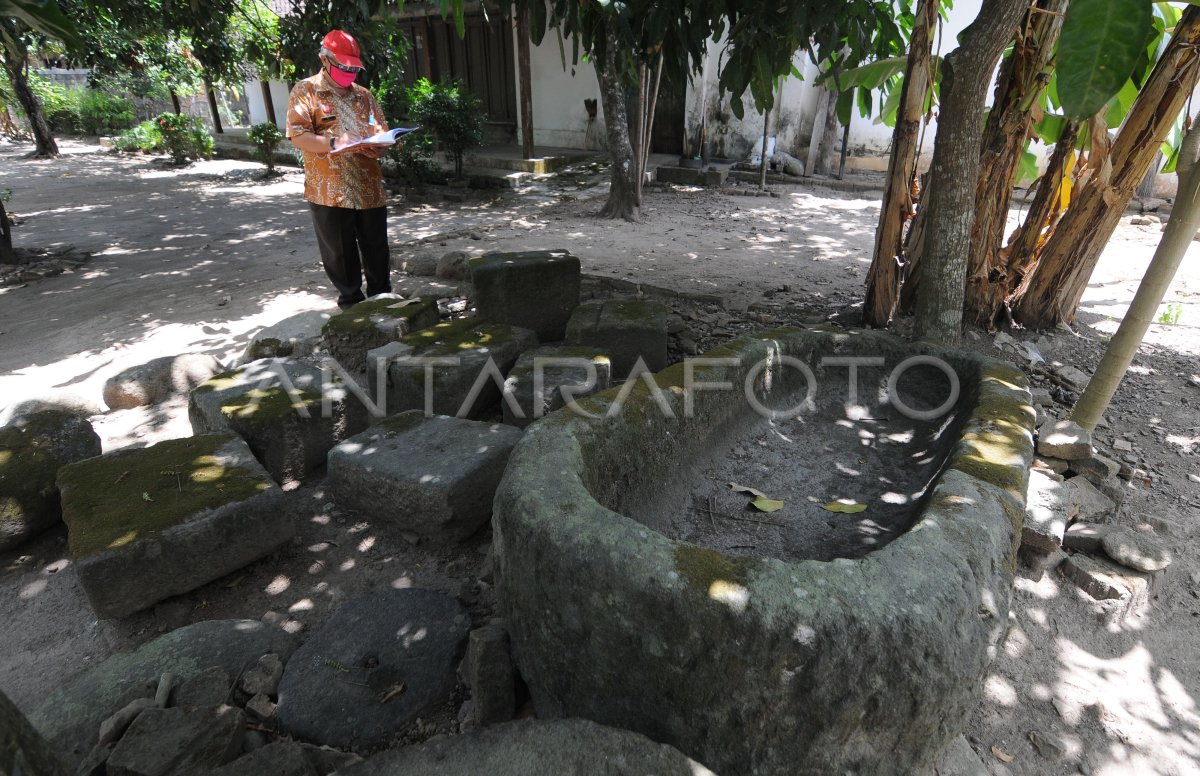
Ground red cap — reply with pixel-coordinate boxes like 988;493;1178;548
321;30;363;70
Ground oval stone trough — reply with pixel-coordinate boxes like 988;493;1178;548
493;327;1035;776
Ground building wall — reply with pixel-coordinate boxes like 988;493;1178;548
513;27;606;150
246;80;291;127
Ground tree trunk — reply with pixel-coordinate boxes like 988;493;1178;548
813;87;840;176
963;0;1068;329
516;7;535;159
1012;5;1200;328
596;24;639;221
0;30;59;158
259;79;277;127
170;88;182;114
862;0;939;328
1;687;69;776
204;77;223;134
1070;118;1200;430
912;0;1030;343
0;199;14;265
759;105;770;190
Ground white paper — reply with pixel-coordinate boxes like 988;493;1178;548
331;126;420;154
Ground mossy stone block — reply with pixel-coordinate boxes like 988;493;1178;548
322;297;439;372
241;310;332;364
501;344;612;429
388;319;538;419
188;359;367;484
57;433;292;619
0;409;101;551
565;298;669;378
470;250;581;342
329;411;522;541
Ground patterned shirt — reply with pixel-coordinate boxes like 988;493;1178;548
285;72;389;210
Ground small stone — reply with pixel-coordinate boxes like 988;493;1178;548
436;251;472;281
1037;420;1093;461
98;697;156;746
240;654;284;698
1032;457;1069;476
1113;439;1133;452
1022;470;1069;553
154;673;175;708
1063;523;1113;554
1065;477;1116;522
1142;516;1178;536
103;354;222;410
1101;528;1172;572
1055;365;1091;390
1130;216;1152;226
106;705;245;774
1018;547;1066;581
1029;730;1067;760
1188;473;1200;484
465;625;516;726
245;692;277;721
1069;453;1120;485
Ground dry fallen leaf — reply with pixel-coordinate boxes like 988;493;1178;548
822;499;868;514
990;746;1014;764
729;482;768;499
751;497;784;513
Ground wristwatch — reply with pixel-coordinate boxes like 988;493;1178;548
328;136;336;152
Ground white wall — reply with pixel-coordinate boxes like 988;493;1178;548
513;27;606;150
246;80;290;127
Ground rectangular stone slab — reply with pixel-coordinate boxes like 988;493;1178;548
565;298;669;378
189;358;366;484
321;296;439;372
387;319;537;419
470;250;581;341
501;344;612;428
328;412;522;541
57;434;293;619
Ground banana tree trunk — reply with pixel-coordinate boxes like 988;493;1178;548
1012;5;1200;328
963;0;1067;329
912;0;1030;343
1070;119;1200;430
862;0;939;328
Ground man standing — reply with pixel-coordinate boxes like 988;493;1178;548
286;30;393;310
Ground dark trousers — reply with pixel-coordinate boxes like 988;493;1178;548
309;203;391;308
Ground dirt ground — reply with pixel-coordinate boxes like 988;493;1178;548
2;138;1199;774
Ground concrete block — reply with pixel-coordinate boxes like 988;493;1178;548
57;434;291;619
470;250;581;341
1037;420;1092;461
328;412;522;541
1021;469;1069;553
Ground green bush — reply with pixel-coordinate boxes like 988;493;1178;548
247;121;284;174
155;112;213;164
389;129;441;189
27;78;136;135
404;78;485;180
30;76;76;133
113;120;162;153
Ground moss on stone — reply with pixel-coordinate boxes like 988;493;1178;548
605;299;667;325
0;445;59;525
246;337;287;360
323;297;434;337
401;319;517;357
219;387;324;425
673;544;760;594
60;435;272;559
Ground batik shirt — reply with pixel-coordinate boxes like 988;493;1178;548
285;71;389;210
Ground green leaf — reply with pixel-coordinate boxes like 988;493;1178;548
836;88;855;127
822;499;867;514
0;0;83;49
1057;0;1153;119
1102;78;1138;128
751;497;784;513
1016;144;1039;186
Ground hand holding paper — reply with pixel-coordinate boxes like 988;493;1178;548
331;126;421;154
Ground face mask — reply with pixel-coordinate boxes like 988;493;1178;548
326;64;357;88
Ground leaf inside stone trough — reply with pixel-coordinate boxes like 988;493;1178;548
822;499;867;514
729;482;768;499
751;497;784;513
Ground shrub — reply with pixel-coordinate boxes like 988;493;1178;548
112;120;162;153
404;78;485;180
247;121;284;174
389;129;441;190
155;112;213;164
30;76;76;133
77;89;135;135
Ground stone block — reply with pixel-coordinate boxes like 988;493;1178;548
470;250;581;341
189;359;366;484
1064;476;1116;522
437;250;472;281
106;706;245;776
465;625;515;726
565;298;670;378
103;354;223;410
1037;420;1092;461
1069;452;1120;485
321;296;439;372
1060;553;1154;612
1063;523;1113;554
240;311;332;364
1101;527;1172;572
174;667;233;709
387;319;538;419
0;409;101;551
501;345;612;428
57;434;293;619
240;653;283;697
210;742;317;776
1018;547;1066;581
276;589;469;751
1032;456;1068;475
1021;469;1069;553
656;165;729;187
328;412;522;541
